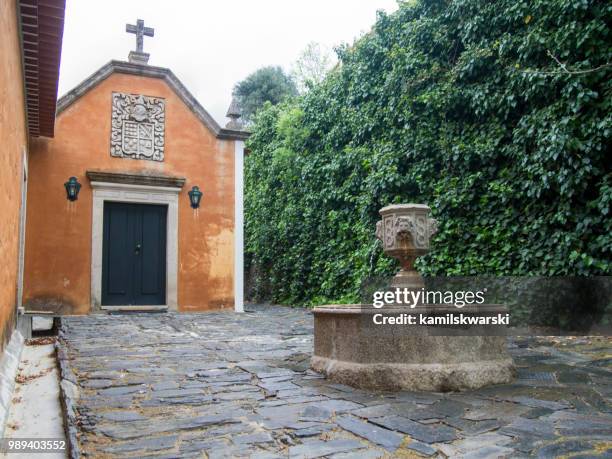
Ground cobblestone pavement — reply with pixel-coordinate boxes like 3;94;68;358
57;305;611;458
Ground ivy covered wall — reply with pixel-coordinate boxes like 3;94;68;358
245;0;611;306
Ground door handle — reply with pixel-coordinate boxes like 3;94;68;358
135;243;142;255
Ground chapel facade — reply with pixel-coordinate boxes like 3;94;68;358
21;20;249;314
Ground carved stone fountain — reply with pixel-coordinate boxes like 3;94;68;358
311;204;515;391
375;204;437;292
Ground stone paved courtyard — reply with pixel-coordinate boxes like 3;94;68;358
57;305;611;458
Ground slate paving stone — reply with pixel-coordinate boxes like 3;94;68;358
336;415;404;451
461;444;515;458
84;395;137;408
82;379;114;389
307;399;364;413
292;424;335;438
259;380;301;391
140;453;200;459
557;369;592;384
447;431;514;451
250;452;286;459
351;401;443;422
329;450;384;459
180;380;209;389
351;403;408;419
535;439;600;458
288;439;365;459
99;410;146;422
97;424;160;440
265;374;296;383
152;380;180;391
283;421;329;431
185;426;251;444
569;386;612;413
232;431;275;445
442;417;501;435
523;407;555;419
276;388;325;398
98;384;147;396
504;395;571;411
404;439;438;456
328;383;357;393
462;402;530;421
260;395;329;407
444;393;490;408
418;418;443;424
58;305;612;458
150;388;204;398
337;393;389;406
86;370;125;379
371;415;458;443
208;446;252;459
214;383;259;393
571;453;612;459
101;434;179;454
391;392;440;405
430;443;460;457
548;410;612;425
143;395;215;406
179;438;229;454
257;403;315;423
555;417;612;437
214;390;265;401
590;357;612;367
179;414;243;430
299;404;332;422
202;373;252;384
256;369;297;379
100;415;244;440
509;435;546;454
498;417;557;440
428;399;470;418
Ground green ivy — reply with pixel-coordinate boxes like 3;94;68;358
245;0;612;307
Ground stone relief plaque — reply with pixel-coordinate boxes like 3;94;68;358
110;92;165;161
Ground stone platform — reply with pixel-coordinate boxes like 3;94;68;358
312;305;515;392
57;305;612;458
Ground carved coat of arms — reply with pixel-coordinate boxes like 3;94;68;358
110;92;165;161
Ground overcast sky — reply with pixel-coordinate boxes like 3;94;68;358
58;0;398;125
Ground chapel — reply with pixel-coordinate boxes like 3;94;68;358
21;19;249;314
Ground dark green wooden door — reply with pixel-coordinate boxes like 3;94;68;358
102;202;167;305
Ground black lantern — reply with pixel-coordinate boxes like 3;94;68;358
64;176;81;201
188;185;203;209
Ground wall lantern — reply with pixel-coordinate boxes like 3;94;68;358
188;185;203;209
64;176;82;201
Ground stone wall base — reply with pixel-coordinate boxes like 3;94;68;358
311;356;515;392
0;329;24;436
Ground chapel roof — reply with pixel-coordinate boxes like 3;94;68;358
57;60;250;141
19;0;66;137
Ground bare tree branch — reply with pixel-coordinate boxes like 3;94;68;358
519;51;612;76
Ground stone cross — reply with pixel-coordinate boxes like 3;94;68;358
126;19;154;53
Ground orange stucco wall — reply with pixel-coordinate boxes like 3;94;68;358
0;0;27;347
23;72;236;313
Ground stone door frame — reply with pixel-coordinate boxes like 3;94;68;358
91;181;179;311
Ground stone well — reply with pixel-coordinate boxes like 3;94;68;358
311;204;515;392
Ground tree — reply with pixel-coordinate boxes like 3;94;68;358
291;42;334;93
233;66;297;122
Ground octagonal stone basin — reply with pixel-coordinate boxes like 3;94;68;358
311;304;515;392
